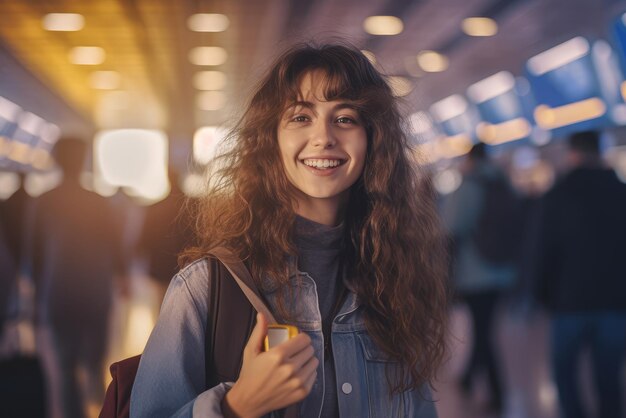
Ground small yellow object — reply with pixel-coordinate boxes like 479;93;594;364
264;325;299;351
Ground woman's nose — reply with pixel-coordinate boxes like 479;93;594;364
310;121;337;148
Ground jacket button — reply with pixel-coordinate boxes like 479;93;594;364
341;383;352;394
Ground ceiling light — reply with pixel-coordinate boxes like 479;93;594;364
197;91;226;110
430;94;468;122
187;14;230;32
69;46;105;65
42;13;84;31
189;47;228;66
476;118;531;145
193;126;228;164
0;96;22;122
462;17;498;37
193;71;227;90
90;71;121;90
467;71;515;104
534;98;606;129
527;37;589;76
417;51;449;73
363;16;403;35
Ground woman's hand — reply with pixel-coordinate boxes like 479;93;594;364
221;313;318;418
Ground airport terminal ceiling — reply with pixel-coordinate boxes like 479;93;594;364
0;0;623;143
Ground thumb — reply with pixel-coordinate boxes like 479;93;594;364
245;313;268;357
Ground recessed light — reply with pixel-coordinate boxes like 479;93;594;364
42;13;84;31
363;16;403;35
187;14;230;32
69;46;105;65
462;17;498;37
416;51;449;73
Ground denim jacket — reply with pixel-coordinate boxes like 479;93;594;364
130;258;438;418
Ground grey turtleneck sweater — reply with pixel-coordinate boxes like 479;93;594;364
294;215;344;418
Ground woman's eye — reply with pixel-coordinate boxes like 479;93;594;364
336;116;357;124
291;115;309;123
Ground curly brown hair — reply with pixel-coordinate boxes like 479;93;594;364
183;42;449;393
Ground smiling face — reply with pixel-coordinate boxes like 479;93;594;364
277;70;368;225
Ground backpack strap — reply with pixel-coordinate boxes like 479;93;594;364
203;248;299;418
208;246;277;323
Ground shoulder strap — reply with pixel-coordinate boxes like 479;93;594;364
208;247;277;324
203;248;299;418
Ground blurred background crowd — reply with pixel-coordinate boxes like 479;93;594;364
1;0;626;417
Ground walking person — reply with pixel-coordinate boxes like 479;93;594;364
31;138;126;418
534;130;626;418
442;143;521;414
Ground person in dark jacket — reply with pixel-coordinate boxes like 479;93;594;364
534;130;626;418
31;138;126;418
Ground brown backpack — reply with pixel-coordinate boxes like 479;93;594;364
99;247;275;418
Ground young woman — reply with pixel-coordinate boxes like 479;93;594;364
130;42;448;418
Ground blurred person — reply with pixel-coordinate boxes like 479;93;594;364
0;214;17;339
533;130;626;418
131;43;449;417
138;167;193;308
30;138;126;418
0;172;34;336
442;142;521;414
1;172;32;270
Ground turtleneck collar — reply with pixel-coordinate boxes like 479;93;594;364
293;215;344;252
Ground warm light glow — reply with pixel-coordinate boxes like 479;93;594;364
363;16;404;35
197;91;226;111
534;97;606;130
467;71;515;104
438;134;474;158
187;13;230;32
193;126;228;164
0;172;19;200
182;173;206;197
417;51;449;73
0;136;11;157
461;17;498;37
387;76;412;97
24;170;62;198
418;134;473;163
123;303;154;357
30;148;54;170
69;46;106;65
361;50;376;65
476;118;532;145
90;71;121;90
527;37;590;76
188;47;228;66
620;81;626;103
193;71;227;90
94;129;169;200
42;13;84;31
430;94;468;122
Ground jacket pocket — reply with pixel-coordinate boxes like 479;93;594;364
357;333;407;417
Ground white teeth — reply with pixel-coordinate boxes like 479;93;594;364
303;159;342;169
